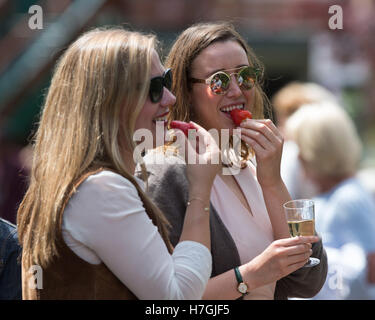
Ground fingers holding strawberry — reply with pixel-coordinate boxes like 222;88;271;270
168;120;221;188
169;120;197;137
239;119;283;153
236;117;284;188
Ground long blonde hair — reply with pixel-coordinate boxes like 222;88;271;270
17;27;173;268
165;22;271;161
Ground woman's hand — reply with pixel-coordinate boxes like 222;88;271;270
239;119;284;188
175;122;221;250
242;236;319;288
173;121;221;197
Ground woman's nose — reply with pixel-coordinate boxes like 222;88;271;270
161;87;176;107
226;75;242;98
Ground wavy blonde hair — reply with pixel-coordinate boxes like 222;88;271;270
165;22;271;162
17;28;173;268
286;102;362;178
272;81;338;130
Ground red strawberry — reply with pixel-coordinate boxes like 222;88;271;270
230;109;253;126
169;120;196;137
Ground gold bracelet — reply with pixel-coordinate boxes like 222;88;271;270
187;197;210;212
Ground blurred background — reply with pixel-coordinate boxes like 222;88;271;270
0;0;374;222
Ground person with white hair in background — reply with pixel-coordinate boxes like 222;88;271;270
272;82;339;200
286;102;375;299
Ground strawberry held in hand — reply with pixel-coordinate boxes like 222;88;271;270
230;109;253;126
169;120;196;137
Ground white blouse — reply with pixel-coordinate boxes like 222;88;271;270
210;162;276;299
62;170;212;300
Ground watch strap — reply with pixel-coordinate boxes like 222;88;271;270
234;267;248;296
234;266;243;283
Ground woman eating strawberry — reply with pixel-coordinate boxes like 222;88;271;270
139;22;328;300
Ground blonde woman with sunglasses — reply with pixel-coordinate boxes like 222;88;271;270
17;27;221;300
141;22;328;300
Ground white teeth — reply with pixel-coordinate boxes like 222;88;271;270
220;104;244;113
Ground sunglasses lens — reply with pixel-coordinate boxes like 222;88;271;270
238;67;257;90
149;69;172;103
164;69;172;91
150;78;163;103
210;72;230;94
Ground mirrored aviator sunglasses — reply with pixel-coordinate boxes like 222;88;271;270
190;66;260;95
149;68;172;103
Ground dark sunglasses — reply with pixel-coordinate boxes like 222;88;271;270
190;66;260;95
149;68;172;103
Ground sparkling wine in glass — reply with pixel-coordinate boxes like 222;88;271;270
283;199;320;268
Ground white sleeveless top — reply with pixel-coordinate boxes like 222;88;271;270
210;162;276;299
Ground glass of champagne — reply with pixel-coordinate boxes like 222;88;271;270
283;199;320;268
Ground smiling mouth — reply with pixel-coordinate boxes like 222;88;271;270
152;112;169;123
220;104;244;115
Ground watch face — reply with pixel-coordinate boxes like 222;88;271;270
238;282;248;294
